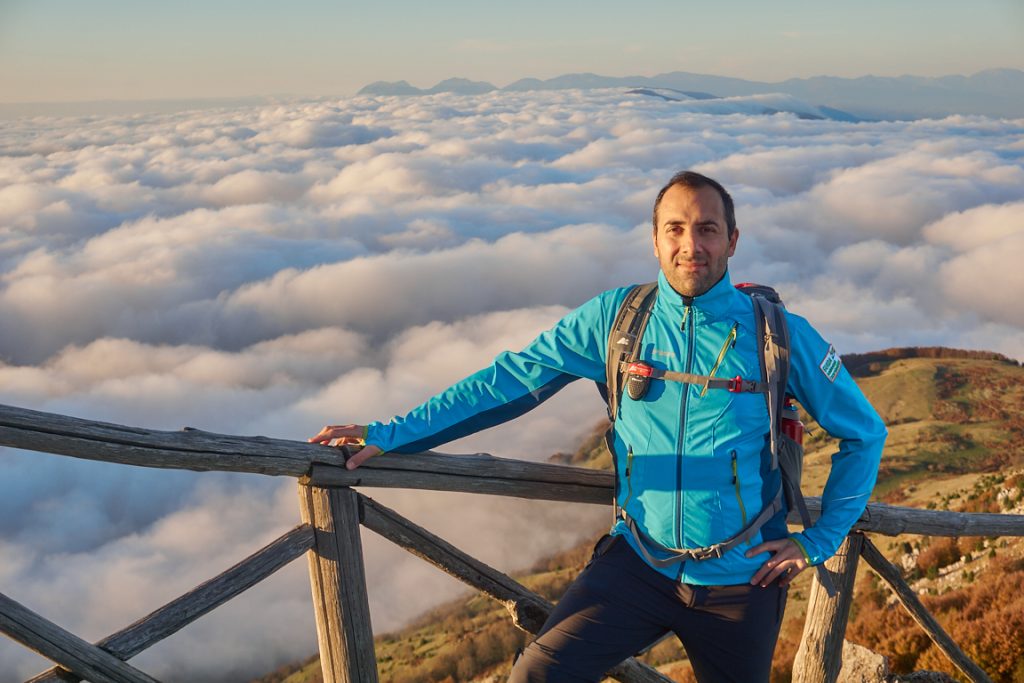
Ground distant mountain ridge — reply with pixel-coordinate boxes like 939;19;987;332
358;68;1024;119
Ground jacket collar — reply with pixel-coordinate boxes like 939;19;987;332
654;268;737;322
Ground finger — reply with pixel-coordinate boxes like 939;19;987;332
749;542;802;586
746;539;782;558
756;561;792;587
346;445;382;470
308;424;365;445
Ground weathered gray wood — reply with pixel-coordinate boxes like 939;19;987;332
309;461;611;505
0;403;335;476
358;493;671;683
0;592;160;683
27;524;315;683
317;459;1024;537
4;403;1024;539
809;498;1024;538
299;485;378;683
793;534;863;683
859;537;993;683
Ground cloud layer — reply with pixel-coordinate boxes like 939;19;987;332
1;89;1022;680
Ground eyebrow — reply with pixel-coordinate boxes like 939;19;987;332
663;219;721;228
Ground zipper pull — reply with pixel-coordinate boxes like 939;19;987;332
626;446;633;477
731;451;738;485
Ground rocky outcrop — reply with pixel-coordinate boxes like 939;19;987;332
838;641;958;683
839;641;890;682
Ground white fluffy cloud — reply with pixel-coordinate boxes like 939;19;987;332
1;89;1022;681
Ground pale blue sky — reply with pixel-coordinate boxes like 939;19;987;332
1;0;1022;103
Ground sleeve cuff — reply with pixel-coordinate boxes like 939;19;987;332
364;422;387;453
789;534;816;565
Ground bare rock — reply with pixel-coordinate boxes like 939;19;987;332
835;641;958;683
839;640;890;683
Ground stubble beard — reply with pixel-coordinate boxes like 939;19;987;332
666;259;726;298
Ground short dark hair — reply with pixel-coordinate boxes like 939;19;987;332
652;171;736;237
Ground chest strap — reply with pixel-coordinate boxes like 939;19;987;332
620;361;769;394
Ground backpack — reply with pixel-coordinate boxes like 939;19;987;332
600;282;837;596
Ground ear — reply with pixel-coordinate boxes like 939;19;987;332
727;227;739;257
652;227;660;259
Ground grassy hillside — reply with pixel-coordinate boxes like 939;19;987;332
252;348;1024;683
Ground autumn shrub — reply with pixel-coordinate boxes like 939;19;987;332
916;536;962;574
849;555;1024;682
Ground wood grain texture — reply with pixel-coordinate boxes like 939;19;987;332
309;461;611;505
0;403;337;476
26;524;315;683
358;493;672;683
3;402;1023;540
0;592;160;683
299;485;378;683
793;534;863;683
859;537;993;683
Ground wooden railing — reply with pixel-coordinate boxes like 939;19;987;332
1;402;1022;683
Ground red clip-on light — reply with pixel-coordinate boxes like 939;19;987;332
626;362;654;377
625;362;654;401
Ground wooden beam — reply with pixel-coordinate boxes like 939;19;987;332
859;537;993;683
358;493;672;683
0;592;160;683
26;524;315;683
820;499;1024;538
793;534;863;683
308;461;611;505
0;403;331;476
299;485;378;683
3;402;1024;538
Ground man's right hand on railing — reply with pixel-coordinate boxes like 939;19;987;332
308;424;382;470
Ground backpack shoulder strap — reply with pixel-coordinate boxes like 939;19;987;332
750;291;838;596
603;283;657;422
750;293;790;469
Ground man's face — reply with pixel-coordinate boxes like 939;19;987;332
653;184;739;298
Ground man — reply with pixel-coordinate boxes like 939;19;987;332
310;171;886;682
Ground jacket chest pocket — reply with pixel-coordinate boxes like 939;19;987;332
709;328;770;450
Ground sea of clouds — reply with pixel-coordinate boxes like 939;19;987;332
1;88;1022;681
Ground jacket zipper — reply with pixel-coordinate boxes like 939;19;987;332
731;450;747;526
622;446;635;511
700;323;739;397
675;300;694;548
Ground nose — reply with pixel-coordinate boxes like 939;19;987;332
678;228;702;257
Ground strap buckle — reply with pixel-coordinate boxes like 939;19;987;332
727;375;748;393
691;544;725;561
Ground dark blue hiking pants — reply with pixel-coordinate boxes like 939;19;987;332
508;535;787;683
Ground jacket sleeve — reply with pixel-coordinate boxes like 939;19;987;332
784;313;887;565
365;289;627;454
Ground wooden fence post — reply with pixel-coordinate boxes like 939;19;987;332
792;533;863;683
298;483;378;683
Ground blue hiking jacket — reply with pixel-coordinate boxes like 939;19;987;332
366;270;887;585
